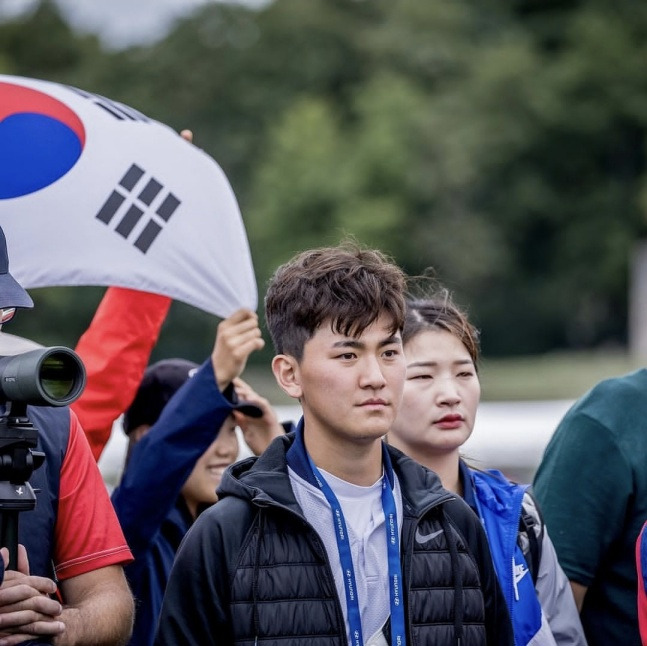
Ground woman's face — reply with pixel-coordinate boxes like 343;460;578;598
390;329;481;457
181;416;239;518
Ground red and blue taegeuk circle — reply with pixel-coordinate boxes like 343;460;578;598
0;81;86;199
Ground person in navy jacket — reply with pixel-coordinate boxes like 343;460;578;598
0;226;135;646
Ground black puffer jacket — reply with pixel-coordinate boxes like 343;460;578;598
155;434;513;646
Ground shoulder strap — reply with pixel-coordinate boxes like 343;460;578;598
22;405;71;580
518;490;545;585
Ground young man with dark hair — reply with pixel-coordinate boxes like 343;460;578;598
155;242;513;646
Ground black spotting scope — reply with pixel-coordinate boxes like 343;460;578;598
0;345;86;570
0;346;86;407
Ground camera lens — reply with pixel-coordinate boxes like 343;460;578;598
40;353;77;400
0;346;86;406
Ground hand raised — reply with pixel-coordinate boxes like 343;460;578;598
212;309;265;391
232;378;284;455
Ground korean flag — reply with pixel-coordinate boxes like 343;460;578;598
0;74;257;317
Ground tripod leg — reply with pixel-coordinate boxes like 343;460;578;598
0;511;19;570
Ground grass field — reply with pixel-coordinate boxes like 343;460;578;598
241;349;644;404
479;349;643;400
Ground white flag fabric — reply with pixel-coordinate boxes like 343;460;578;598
0;74;257;317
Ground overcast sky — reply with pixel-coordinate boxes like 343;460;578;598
0;0;267;49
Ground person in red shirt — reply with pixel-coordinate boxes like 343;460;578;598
0;226;134;646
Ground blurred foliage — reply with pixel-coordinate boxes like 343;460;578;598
2;0;647;361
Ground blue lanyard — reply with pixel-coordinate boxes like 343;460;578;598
305;443;406;646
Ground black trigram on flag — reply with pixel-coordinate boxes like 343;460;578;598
66;85;150;123
96;164;181;253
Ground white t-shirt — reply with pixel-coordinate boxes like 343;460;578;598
288;465;403;646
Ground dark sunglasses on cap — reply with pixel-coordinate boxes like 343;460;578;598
0;308;16;325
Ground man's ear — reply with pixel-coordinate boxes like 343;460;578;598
271;354;302;400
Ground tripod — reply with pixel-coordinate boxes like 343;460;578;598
0;402;44;570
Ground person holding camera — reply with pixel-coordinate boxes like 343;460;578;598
110;308;284;646
0;226;134;646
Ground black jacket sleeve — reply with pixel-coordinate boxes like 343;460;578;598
154;498;251;646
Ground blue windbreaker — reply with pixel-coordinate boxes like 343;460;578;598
461;462;543;646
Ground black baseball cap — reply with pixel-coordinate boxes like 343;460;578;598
123;358;263;434
0;227;33;310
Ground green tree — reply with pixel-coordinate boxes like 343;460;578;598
3;0;647;359
0;0;103;79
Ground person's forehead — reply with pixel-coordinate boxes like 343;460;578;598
314;313;401;343
220;415;238;431
405;328;473;362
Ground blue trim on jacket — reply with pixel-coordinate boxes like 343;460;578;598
460;461;542;646
111;358;236;646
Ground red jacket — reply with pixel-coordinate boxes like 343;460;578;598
72;287;171;460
